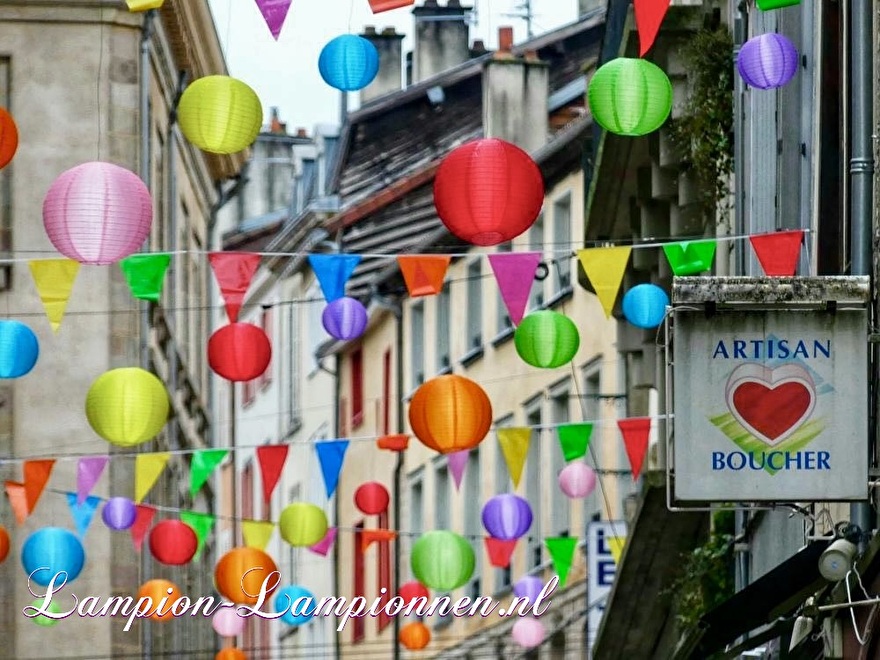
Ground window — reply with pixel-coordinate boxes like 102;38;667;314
466;260;483;351
377;511;392;632
410;301;424;389
409;469;424;538
351;349;364;428
241;378;256;408
495;242;514;335
242;462;256;654
550;382;570;536
464;448;482;600
553;194;572;294
339;397;348;438
529;215;545;309
382;349;391;435
494;415;515;591
306;281;328;373
287;298;302;431
353;521;365;643
525;400;543;569
436;284;451;372
435;460;450;529
287;484;302;582
260;306;274;389
582;358;602;422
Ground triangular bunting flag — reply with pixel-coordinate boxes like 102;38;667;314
662;240;716;276
309;527;337;556
29;259;80;333
447;450;469;491
257;445;289;505
618;418;652;480
369;0;415;14
397;255;451;297
65;492;101;539
634;0;671;56
315;440;349;498
23;459;55;512
545;536;578;588
487;252;542;326
254;0;292;39
496;427;531;489
135;453;170;503
361;529;397;553
119;253;172;303
190;449;229;497
242;519;276;551
77;456;108;504
577;247;632;318
180;511;216;560
609;536;626;564
557;423;593;462
130;504;156;551
208;252;262;323
308;254;362;303
5;482;28;524
485;538;517;568
749;230;804;276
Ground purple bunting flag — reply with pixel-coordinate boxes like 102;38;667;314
254;0;293;40
77;456;109;504
448;450;469;491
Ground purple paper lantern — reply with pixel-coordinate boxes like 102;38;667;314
322;296;368;341
513;575;544;603
736;33;798;90
102;497;137;530
558;462;597;499
481;494;533;540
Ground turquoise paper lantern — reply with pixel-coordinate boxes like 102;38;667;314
514;310;580;368
0;320;39;378
275;585;316;626
318;35;380;92
622;284;669;329
21;528;85;587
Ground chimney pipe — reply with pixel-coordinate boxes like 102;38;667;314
360;26;405;104
412;1;472;83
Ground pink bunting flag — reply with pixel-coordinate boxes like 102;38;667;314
77;456;108;504
447;450;469;491
488;252;542;326
257;445;289;505
254;0;292;40
309;527;337;557
618;418;652;480
208;252;262;323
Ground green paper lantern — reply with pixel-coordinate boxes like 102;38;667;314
31;599;61;627
662;240;716;276
756;0;800;9
514;310;580;369
411;531;475;591
587;58;673;137
279;503;328;547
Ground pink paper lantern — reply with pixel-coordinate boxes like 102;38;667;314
212;606;246;637
558;462;597;499
512;617;546;649
43;162;153;265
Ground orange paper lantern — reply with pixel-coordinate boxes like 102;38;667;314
0;108;19;170
215;547;279;606
136;579;181;622
215;650;247;660
408;375;492;454
399;621;431;650
0;524;9;563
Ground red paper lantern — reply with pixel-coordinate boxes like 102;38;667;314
0;108;18;170
434;138;544;246
354;481;390;515
0;524;9;563
208;323;271;382
149;520;198;565
399;580;429;605
399;621;431;650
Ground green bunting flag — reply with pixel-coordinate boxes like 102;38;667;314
190;449;229;497
557;423;593;462
545;536;578;587
180;511;215;560
662;240;716;276
119;253;172;303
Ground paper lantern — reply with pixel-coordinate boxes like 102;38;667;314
126;0;164;10
399;621;431;650
0;108;19;170
216;650;247;660
514;310;580;369
102;497;137;530
411;531;475;591
354;482;390;515
208;323;272;382
137;579;181;621
512;617;546;649
212;606;246;637
514;575;545;603
756;0;800;8
274;585;316;626
622;283;668;329
481;494;533;540
43;162;153;265
318;35;380;92
0;320;39;378
149;520;198;565
558;462;597;499
322;297;368;341
215;547;279;606
369;0;415;13
434;138;544;246
21;528;85;587
408;375;493;454
85;368;169;447
587;58;673;136
178;76;262;155
737;33;798;90
0;524;9;563
399;580;430;605
279;503;328;547
31;599;62;627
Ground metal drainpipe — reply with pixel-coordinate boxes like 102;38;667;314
393;301;404;660
733;2;747;276
333;351;342;660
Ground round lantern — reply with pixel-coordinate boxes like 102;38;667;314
408;374;493;454
622;284;668;329
31;599;62;627
318;35;380;92
215;547;279;606
399;621;431;650
21;527;85;587
399;580;430;605
0;320;38;378
102;497;137;530
177;76;262;154
274;585;316;626
514;575;545;603
587;58;673;136
514;310;580;369
0;108;19;170
212;606;246;637
322;297;368;341
481;494;533;540
43;161;153;265
737;33;798;90
512;617;546;649
354;482;390;515
216;650;247;660
411;530;475;591
137;579;181;621
279;503;328;547
85;367;169;447
434;138;544;246
558;462;597;499
208;323;272;382
0;524;9;563
149;520;198;565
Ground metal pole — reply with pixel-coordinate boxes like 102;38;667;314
392;302;404;660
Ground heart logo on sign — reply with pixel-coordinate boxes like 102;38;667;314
725;363;816;446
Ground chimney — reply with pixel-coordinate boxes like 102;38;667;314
412;0;471;84
269;107;287;134
482;26;549;153
470;39;487;57
360;26;405;104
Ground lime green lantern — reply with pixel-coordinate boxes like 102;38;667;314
279;503;328;547
587;58;673;137
30;599;61;627
514;310;580;369
178;76;263;155
411;531;475;591
85;368;169;447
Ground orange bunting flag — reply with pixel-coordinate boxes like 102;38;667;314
361;529;397;553
749;230;804;276
29;259;80;333
208;252;262;323
5;482;29;524
577;247;632;318
257;445;289;505
397;255;451;297
496;427;531;489
618;418;652;480
485;538;517;568
130;504;156;551
23;459;55;513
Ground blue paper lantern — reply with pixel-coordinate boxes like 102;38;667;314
318;35;380;92
622;284;669;329
275;585;316;626
0;320;39;378
21;528;86;587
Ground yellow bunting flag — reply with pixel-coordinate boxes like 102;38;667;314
496;427;531;489
29;259;80;333
242;519;276;551
609;536;626;564
577;247;632;318
134;452;170;503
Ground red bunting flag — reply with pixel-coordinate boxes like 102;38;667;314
634;0;671;56
257;445;289;505
749;230;804;276
208;252;262;323
4;482;29;525
361;529;397;553
618;418;652;480
130;504;157;551
397;255;451;297
485;537;517;568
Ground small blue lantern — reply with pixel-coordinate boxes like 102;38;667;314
318;35;380;92
275;585;316;626
0;320;39;378
622;284;669;329
22;527;86;587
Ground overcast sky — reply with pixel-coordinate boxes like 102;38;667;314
206;0;579;133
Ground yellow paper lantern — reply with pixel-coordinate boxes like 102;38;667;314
85;368;169;447
279;503;328;547
178;76;263;155
126;0;164;10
